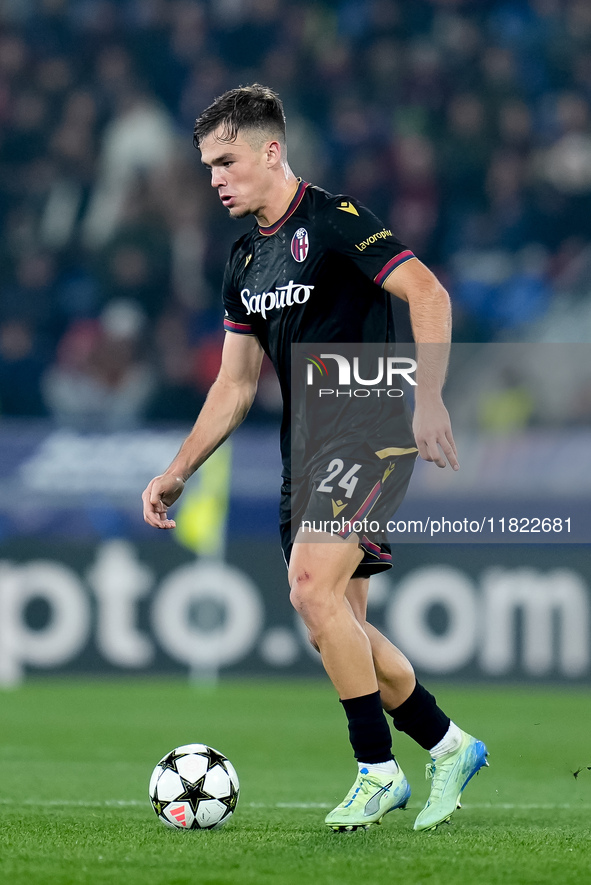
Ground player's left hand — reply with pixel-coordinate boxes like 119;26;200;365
412;397;459;470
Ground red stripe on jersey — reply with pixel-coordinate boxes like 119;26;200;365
259;180;309;236
374;250;415;287
224;318;253;334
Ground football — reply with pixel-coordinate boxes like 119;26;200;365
149;743;239;830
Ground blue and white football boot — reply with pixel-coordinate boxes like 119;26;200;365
414;730;489;831
325;764;411;831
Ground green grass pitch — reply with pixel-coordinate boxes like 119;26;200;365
1;679;590;885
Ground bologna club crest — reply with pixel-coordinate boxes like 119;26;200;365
291;228;309;262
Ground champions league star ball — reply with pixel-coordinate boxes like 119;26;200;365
149;744;239;830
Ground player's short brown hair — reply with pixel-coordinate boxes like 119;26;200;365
193;84;286;149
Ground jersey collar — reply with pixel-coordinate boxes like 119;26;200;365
258;179;309;236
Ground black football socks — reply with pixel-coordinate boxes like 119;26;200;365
388;681;450;751
340;690;393;763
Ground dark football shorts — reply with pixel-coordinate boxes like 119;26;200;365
279;441;418;578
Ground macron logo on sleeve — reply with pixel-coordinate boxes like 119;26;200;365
337;200;359;216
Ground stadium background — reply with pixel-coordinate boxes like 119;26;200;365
0;0;590;686
2;4;591;884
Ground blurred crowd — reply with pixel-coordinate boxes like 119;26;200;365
1;0;591;429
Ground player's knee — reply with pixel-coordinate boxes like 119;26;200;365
289;573;332;625
289;574;316;616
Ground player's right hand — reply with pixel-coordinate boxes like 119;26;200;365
142;474;185;529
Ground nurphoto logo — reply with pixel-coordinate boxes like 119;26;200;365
305;351;417;398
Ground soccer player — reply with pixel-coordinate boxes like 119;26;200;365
142;85;488;832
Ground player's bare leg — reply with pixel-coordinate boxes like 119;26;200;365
346;576;489;831
346;577;415;709
306;580;415;707
289;531;411;830
288;532;375;699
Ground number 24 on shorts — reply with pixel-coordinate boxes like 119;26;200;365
317;460;362;498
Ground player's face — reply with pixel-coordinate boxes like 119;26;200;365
200;128;274;219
